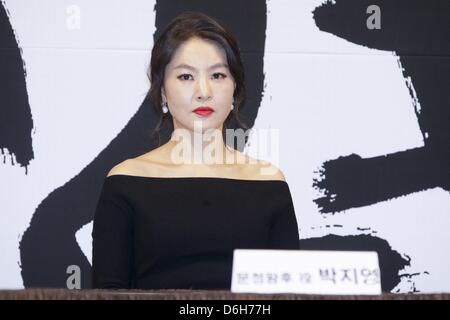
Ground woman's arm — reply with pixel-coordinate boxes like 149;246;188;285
268;186;300;249
92;178;134;289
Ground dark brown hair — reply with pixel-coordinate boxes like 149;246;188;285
147;11;249;146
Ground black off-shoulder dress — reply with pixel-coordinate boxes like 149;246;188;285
92;175;299;289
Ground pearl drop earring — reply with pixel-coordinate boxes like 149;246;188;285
162;101;168;114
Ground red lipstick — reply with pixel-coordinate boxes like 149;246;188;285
193;106;214;116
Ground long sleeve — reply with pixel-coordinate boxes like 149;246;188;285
268;184;300;249
91;178;134;289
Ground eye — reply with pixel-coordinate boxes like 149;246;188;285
177;74;193;81
212;72;227;80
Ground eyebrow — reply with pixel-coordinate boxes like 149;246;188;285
172;63;229;71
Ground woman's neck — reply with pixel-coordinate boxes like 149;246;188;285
163;130;236;166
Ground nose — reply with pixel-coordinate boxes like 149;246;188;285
195;75;212;102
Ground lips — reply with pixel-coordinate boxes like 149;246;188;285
193;106;214;116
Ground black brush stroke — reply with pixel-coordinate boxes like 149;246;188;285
312;0;450;213
0;2;34;171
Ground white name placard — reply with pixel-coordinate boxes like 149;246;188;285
230;249;382;295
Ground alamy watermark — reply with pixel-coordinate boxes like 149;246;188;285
366;5;381;30
169;121;280;176
66;5;81;30
66;264;81;289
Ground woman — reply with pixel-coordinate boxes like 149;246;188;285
92;11;299;289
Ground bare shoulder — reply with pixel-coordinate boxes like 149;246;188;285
107;149;167;177
237;152;286;182
255;159;286;182
106;158;143;177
